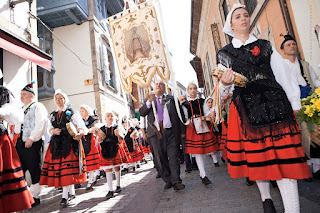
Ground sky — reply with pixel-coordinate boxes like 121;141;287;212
157;0;198;88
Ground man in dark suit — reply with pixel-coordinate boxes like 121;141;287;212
139;80;185;190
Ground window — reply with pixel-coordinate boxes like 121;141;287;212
37;21;55;99
220;0;232;43
100;39;117;90
107;49;116;89
244;0;258;16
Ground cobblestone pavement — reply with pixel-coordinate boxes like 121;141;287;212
28;156;320;213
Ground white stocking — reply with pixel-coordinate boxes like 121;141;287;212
210;152;219;163
106;172;113;192
88;171;95;184
62;185;70;199
313;163;320;173
194;154;206;178
29;183;42;199
256;180;271;201
69;185;75;196
277;178;300;213
115;170;121;187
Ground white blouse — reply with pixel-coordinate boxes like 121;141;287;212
219;35;301;111
0;95;24;125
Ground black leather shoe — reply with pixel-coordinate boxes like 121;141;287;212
313;170;320;179
263;199;276;213
106;191;114;200
185;168;192;173
86;184;93;190
74;184;81;189
201;176;212;185
246;177;255;186
60;198;68;207
214;162;220;167
156;173;161;178
173;183;185;191
132;167;136;172
137;164;140;168
31;198;40;208
68;194;76;201
115;186;121;193
164;182;173;190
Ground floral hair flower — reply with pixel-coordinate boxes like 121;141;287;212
85;121;89;125
280;33;284;37
65;110;72;116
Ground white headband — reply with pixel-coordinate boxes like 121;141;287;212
54;89;70;105
222;3;246;37
80;105;94;116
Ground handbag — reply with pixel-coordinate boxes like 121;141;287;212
190;99;210;134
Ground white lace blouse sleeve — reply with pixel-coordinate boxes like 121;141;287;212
0;95;23;125
71;111;88;134
270;47;301;110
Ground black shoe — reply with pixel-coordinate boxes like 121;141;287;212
221;157;226;163
58;187;62;191
164;182;173;190
92;180;97;186
68;194;76;201
173;183;185;191
106;191;114;200
115;186;121;193
74;184;81;189
263;199;276;213
86;184;93;190
304;177;313;183
100;170;106;178
123;168;128;173
132;167;136;172
60;198;68;207
185;168;192;173
201;176;212;185
31;198;40;208
270;180;277;188
313;170;320;179
246;177;255;186
137;164;140;168
156;173;161;178
214;162;220;167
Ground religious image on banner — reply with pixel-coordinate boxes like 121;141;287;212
108;4;170;94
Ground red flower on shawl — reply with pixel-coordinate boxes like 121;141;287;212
250;46;260;56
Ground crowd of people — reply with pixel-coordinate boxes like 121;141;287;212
0;3;319;213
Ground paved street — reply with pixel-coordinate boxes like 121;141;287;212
28;156;320;213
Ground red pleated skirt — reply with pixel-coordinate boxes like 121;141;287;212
227;103;311;180
99;142;130;167
0;134;34;213
40;144;87;188
129;141;144;163
85;135;100;171
185;124;219;154
219;122;227;150
140;143;151;154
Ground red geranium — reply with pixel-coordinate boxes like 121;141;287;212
250;46;260;56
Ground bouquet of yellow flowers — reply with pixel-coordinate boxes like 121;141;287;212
297;87;320;131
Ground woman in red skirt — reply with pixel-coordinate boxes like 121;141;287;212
182;83;220;185
40;90;87;207
122;119;144;172
0;86;34;212
80;105;100;190
218;4;311;213
97;112;129;199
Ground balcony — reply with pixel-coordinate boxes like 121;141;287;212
37;0;88;28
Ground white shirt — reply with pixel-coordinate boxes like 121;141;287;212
284;58;320;88
219;35;301;111
48;106;88;134
0;95;23;125
146;95;172;129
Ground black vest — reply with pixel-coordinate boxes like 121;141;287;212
100;125;119;159
217;39;299;142
82;116;99;155
124;127;135;153
49;108;79;158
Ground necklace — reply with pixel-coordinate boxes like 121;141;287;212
57;111;63;125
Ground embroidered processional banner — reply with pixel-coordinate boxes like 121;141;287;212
108;3;170;93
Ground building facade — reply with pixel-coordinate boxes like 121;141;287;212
190;0;320;96
36;0;131;119
0;0;51;99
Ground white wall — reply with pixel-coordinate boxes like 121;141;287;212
291;0;320;73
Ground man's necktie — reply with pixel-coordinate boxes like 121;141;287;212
156;97;163;121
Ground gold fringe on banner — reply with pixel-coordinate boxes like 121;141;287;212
130;93;137;102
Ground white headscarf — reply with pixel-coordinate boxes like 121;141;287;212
54;89;70;105
203;97;214;116
80;105;94;116
222;3;246;37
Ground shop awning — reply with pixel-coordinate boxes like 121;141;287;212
0;28;51;71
